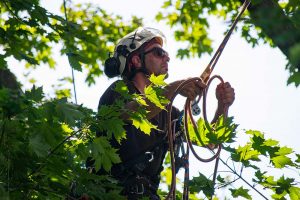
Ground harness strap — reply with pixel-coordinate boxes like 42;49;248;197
114;138;167;178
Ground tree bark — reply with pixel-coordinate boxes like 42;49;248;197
0;68;21;91
244;0;300;69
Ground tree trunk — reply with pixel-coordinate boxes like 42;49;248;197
244;0;300;70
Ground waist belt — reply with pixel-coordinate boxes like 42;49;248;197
123;174;160;199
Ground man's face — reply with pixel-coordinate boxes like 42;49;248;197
143;42;170;77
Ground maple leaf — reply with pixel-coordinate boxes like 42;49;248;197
289;187;300;200
103;116;126;143
144;85;165;109
237;144;260;161
114;81;132;100
92;137;121;172
29;134;50;157
189;173;214;198
55;98;84;126
271;155;293;168
296;154;300;163
149;74;167;86
229;186;252;199
98;105;126;143
130;112;157;135
25;85;44;102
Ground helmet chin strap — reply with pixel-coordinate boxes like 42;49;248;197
128;52;150;80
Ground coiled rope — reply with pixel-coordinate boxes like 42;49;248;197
164;1;251;199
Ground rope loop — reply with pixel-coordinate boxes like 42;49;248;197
165;76;227;199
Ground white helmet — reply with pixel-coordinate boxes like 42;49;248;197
104;27;166;78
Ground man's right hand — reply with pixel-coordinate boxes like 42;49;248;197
176;78;206;100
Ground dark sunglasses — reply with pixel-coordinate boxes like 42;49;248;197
144;47;169;58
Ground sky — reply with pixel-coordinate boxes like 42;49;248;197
9;0;300;198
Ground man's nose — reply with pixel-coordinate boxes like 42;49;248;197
163;54;170;62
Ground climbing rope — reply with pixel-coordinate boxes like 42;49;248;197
164;1;251;199
63;0;78;104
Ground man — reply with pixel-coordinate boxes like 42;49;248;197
99;27;235;199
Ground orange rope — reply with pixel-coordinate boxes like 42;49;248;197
164;0;251;198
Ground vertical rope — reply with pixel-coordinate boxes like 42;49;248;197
200;0;251;83
63;0;78;104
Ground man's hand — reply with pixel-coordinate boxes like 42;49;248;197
179;79;205;100
216;82;235;109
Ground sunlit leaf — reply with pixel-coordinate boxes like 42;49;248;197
149;74;167;86
131;112;157;135
271;155;293;168
144;85;165;109
289;187;300;200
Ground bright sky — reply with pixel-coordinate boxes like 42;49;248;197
9;0;300;198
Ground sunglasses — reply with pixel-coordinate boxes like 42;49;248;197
144;47;169;58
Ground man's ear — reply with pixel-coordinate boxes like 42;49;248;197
131;55;142;68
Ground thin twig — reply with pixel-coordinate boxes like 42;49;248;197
216;177;240;189
3;0;26;24
219;157;269;200
28;128;83;177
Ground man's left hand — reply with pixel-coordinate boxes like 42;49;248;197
216;82;235;108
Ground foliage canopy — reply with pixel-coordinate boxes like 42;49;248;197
0;0;299;199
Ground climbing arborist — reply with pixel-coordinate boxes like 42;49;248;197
97;27;235;199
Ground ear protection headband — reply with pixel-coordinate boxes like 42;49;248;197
104;45;132;78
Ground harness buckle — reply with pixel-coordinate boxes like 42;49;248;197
131;183;144;195
145;151;154;162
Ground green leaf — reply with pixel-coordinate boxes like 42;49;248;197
287;72;300;87
25;85;44;102
296;154;300;163
237;144;260;161
268;176;294;197
253;170;267;183
92;137;121;172
229;186;252;199
263;139;279;147
134;94;148;106
195;117;209;146
29;134;50;157
144;85;165;109
246;130;264;137
20;53;39;65
67;53;82;71
275;146;293;156
217;175;225;184
55;88;71;99
271;155;293;168
98;105;126;143
103;116;126;143
0;54;8;69
189;173;214;197
149;74;167;86
289;187;300;200
131;112;157;135
55;99;84;126
114;81;131;99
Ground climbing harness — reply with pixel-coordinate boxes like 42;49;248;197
165;1;251;199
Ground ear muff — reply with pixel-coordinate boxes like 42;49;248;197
129;43;136;50
104;56;121;78
104;45;131;78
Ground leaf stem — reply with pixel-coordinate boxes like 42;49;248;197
219;157;269;200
